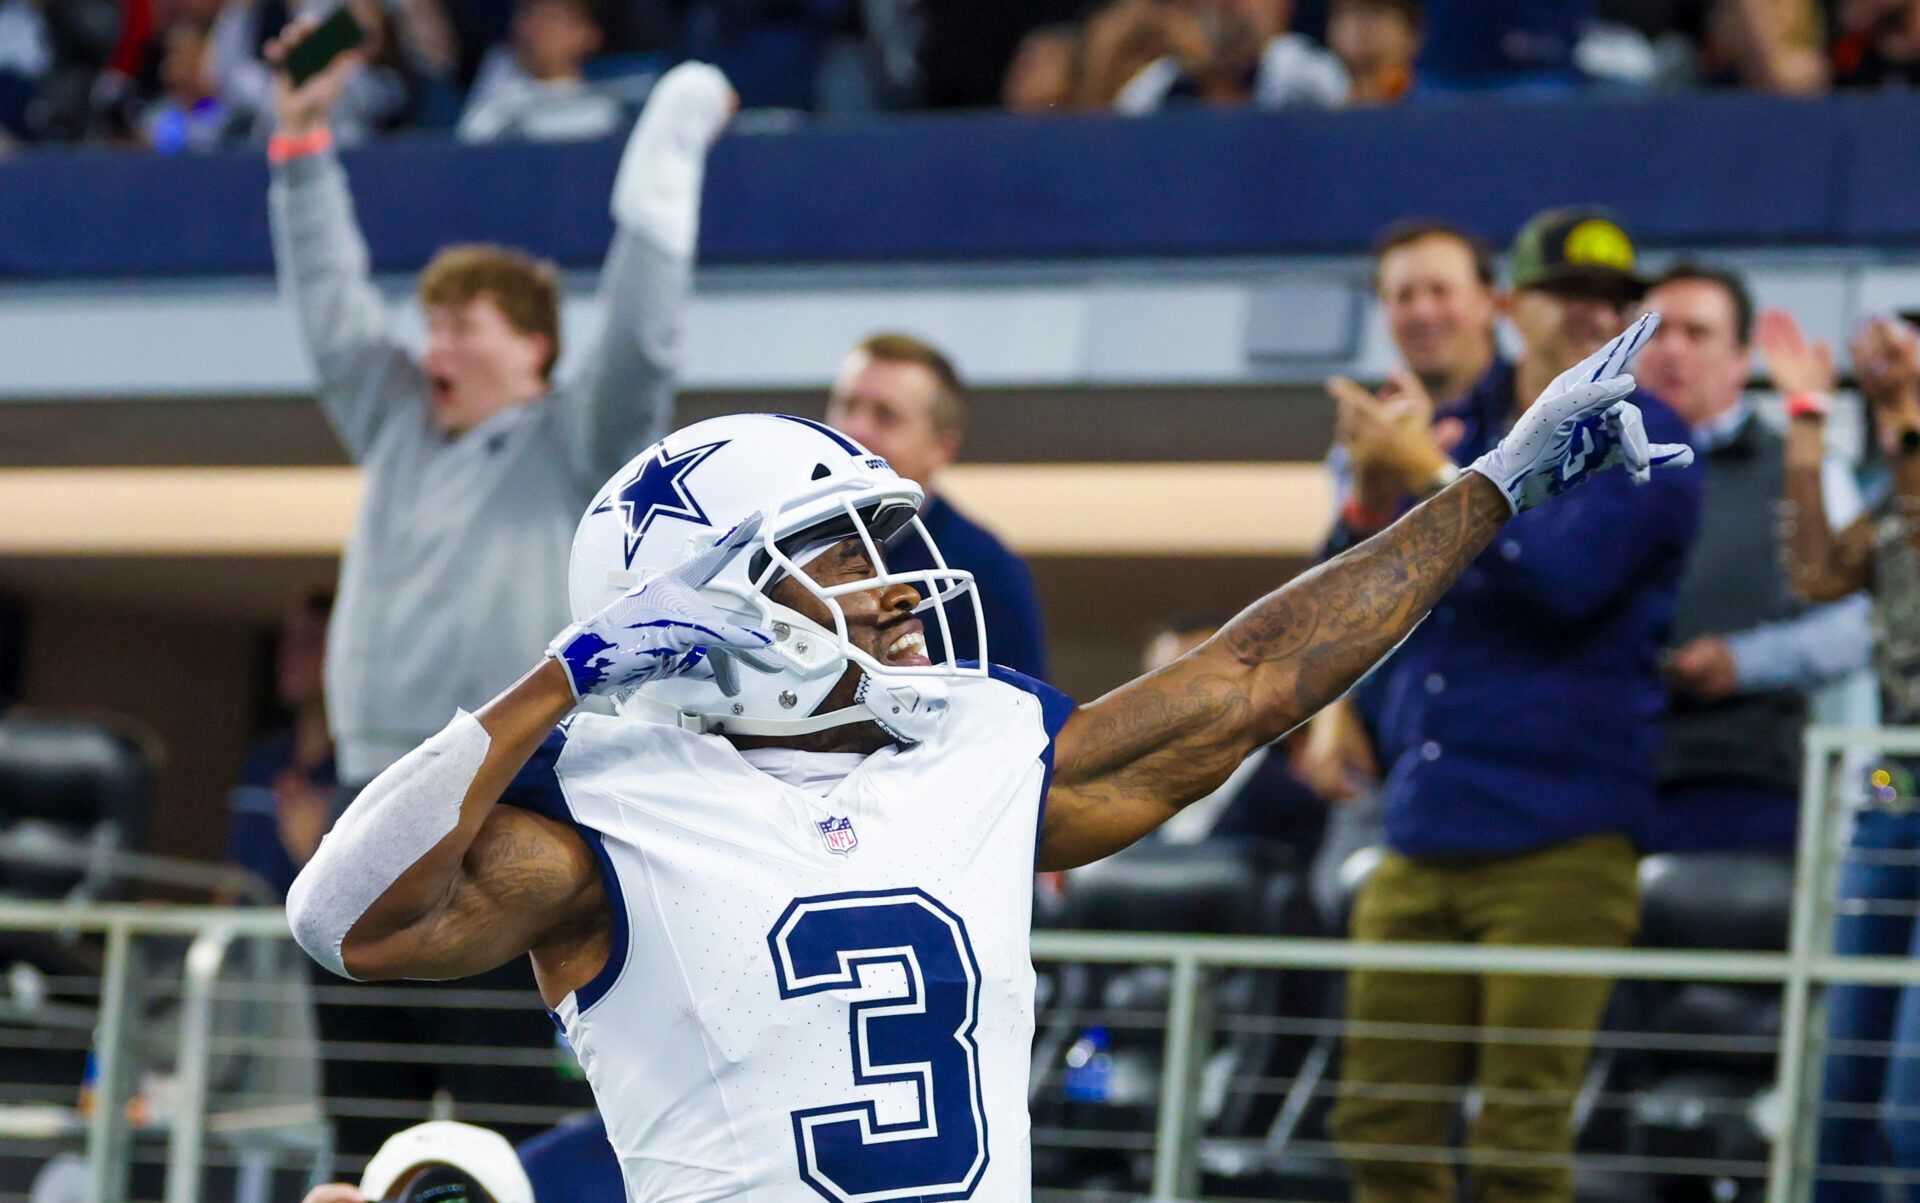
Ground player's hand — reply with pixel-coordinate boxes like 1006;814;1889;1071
546;514;780;700
1468;313;1693;513
265;15;363;138
1756;308;1836;398
300;1186;366;1203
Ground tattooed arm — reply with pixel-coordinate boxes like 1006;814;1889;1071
352;805;609;994
330;662;608;1001
1037;313;1690;870
1038;474;1510;869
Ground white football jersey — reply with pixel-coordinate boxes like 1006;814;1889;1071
500;666;1073;1203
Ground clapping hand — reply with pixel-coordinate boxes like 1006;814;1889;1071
1756;308;1837;398
1327;369;1465;512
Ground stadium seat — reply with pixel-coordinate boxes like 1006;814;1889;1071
0;716;155;1191
0;714;153;985
1610;852;1794;1200
1061;838;1304;936
1032;838;1315;1192
1639;852;1795;953
0;714;152;905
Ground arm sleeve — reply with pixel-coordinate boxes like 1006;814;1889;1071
268;152;424;461
1727;593;1875;692
550;227;685;492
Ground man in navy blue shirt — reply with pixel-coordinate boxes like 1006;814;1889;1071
1321;208;1704;1203
825;332;1050;679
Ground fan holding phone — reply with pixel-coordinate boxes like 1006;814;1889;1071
248;1;421;147
262;10;737;1161
279;5;367;89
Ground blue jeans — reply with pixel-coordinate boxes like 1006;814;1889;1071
1817;808;1920;1203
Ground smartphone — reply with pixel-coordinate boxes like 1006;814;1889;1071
282;5;365;87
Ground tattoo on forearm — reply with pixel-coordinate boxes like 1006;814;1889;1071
1781;463;1871;601
1049;477;1507;851
1222;475;1508;729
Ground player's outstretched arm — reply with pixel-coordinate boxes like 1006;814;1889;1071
1039;474;1508;869
1038;314;1690;870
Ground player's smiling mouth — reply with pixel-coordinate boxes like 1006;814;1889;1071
880;620;931;667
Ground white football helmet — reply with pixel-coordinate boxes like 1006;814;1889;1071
567;413;988;741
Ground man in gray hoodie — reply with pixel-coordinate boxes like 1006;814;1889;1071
266;23;734;790
264;25;736;1155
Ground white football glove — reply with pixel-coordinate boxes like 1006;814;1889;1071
547;514;780;701
1468;312;1695;514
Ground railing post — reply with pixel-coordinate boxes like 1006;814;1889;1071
1770;728;1840;1203
167;923;238;1203
85;921;137;1203
1151;954;1207;1201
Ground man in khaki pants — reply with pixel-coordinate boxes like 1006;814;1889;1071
1318;209;1705;1202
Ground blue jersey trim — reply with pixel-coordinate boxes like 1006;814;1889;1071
498;725;631;1014
960;662;1075;857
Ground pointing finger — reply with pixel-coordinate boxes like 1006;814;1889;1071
1611;401;1653;484
1597;312;1660;382
678;512;765;587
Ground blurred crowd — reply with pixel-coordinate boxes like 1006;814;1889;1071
1007;0;1920;113
0;0;1918;155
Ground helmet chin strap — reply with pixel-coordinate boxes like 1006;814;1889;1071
853;667;951;744
620;668;952;745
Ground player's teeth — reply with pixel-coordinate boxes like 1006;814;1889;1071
888;633;925;658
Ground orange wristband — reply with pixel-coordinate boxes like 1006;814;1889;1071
1785;392;1831;420
268;128;334;163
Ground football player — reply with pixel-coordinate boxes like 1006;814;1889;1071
288;317;1687;1202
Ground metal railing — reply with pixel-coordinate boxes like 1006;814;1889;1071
0;725;1914;1202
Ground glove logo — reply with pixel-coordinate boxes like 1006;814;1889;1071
617;440;728;567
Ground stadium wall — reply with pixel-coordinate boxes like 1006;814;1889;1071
6;92;1920;278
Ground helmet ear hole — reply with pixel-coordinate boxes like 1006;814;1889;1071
810;463;831;481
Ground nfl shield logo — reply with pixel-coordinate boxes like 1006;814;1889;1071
817;816;858;855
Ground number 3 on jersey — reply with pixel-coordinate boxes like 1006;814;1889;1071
767;888;989;1202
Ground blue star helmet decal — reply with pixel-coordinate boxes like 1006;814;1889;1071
615;440;728;567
